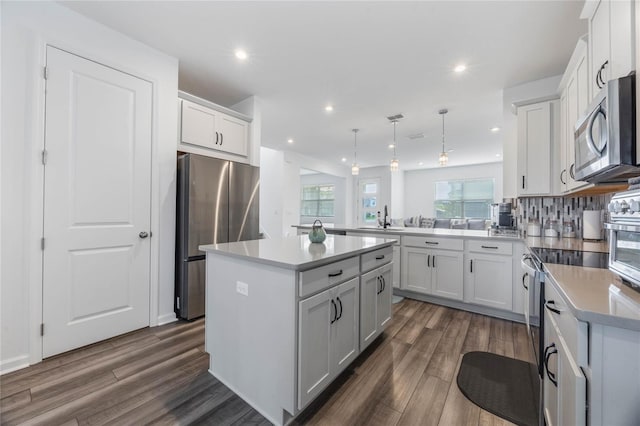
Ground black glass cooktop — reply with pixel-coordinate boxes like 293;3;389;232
531;248;609;269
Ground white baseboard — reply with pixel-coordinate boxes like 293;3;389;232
156;312;178;326
0;354;30;375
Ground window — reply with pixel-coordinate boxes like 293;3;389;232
301;184;335;217
434;178;494;219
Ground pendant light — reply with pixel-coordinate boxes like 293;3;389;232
351;129;360;175
389;117;400;172
438;108;449;167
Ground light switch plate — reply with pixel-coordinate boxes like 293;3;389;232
236;281;249;296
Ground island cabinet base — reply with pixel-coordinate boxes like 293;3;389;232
202;237;394;426
205;254;297;426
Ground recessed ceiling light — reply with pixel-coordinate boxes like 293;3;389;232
496;153;501;157
454;64;467;73
490;126;500;132
388;144;395;149
341;157;347;162
418;162;424;166
287;139;294;144
234;49;248;60
325;105;334;112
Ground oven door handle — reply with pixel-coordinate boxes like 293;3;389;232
605;222;640;232
585;106;607;157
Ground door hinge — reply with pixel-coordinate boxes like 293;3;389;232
43;66;49;80
41;149;48;165
41;237;45;250
40;323;44;336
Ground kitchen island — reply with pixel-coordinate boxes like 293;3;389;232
199;235;395;426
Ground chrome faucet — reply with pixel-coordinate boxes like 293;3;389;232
383;205;391;229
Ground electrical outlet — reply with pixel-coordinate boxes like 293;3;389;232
236;281;249;296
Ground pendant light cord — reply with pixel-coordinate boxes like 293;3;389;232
393;121;397;157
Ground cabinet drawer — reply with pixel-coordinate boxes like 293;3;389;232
361;246;393;273
468;240;513;256
545;280;588;367
403;236;463;251
299;257;359;298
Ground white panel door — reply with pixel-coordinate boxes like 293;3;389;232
432;251;464;301
377;265;392;329
359;269;379;349
402;247;431;294
332;278;359;374
181;99;220;149
468;254;513;311
42;46;152;357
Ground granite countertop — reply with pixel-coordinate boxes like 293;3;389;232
526;236;609;253
293;224;521;240
199;235;396;271
543;263;640;331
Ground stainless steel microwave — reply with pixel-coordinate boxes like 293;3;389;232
574;74;638;183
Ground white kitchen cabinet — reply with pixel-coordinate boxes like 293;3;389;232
392;244;401;288
298;276;359;408
401;246;463;301
360;263;392;351
543;308;587;426
179;96;250;158
584;0;635;101
558;37;590;194
466;252;513;311
516;100;559;196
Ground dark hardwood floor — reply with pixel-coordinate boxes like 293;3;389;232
0;299;533;425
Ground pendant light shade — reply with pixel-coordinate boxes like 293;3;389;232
389;117;401;172
351;129;359;175
438;108;449;167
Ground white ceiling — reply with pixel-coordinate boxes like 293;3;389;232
61;1;586;171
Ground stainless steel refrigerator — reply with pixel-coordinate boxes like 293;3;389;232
175;153;260;320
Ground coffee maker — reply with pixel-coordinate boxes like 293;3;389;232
491;203;514;229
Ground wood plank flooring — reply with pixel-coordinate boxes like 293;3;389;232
0;299;535;425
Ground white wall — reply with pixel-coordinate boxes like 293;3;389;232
502;75;562;198
260;147;353;237
299;173;346;225
1;2;178;373
403;162;503;218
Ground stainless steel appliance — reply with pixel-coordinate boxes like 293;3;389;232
520;252;544;425
176;153;260;319
605;188;640;291
574;74;638;183
490;202;514;228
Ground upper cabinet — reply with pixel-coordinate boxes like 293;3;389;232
516;100;560;196
583;0;636;101
178;91;252;162
557;37;591;194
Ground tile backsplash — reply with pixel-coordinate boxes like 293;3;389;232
511;194;612;239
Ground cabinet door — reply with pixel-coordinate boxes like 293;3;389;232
377;265;392;330
333;278;360;375
558;337;587;426
360;269;379;350
402;247;431;294
392;245;401;288
567;52;590;191
544;309;560;426
432;251;464;301
468;253;513;310
559;91;568;194
181;100;219;149
590;0;610;99
298;289;333;409
218;113;249;157
517;102;552;196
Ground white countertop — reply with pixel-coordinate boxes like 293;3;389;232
294;224;521;240
544;263;640;331
199;235;396;271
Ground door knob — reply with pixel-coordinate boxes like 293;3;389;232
139;231;149;239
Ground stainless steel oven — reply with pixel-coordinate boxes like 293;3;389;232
605;189;640;290
521;253;544;373
574;74;638;183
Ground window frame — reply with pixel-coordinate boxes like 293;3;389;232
300;183;336;218
433;178;494;219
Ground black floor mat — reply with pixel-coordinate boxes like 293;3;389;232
457;351;539;426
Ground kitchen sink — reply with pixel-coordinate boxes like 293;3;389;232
357;227;405;232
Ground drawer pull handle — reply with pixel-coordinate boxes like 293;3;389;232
544;343;558;387
425;241;439;245
427;254;431;268
336;297;343;321
470;259;473;273
382;276;386;292
522;273;529;290
328;270;343;278
376;255;385;260
377;276;382;294
481;245;498;249
545;300;561;315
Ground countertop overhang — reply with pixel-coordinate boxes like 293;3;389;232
199;235;396;271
